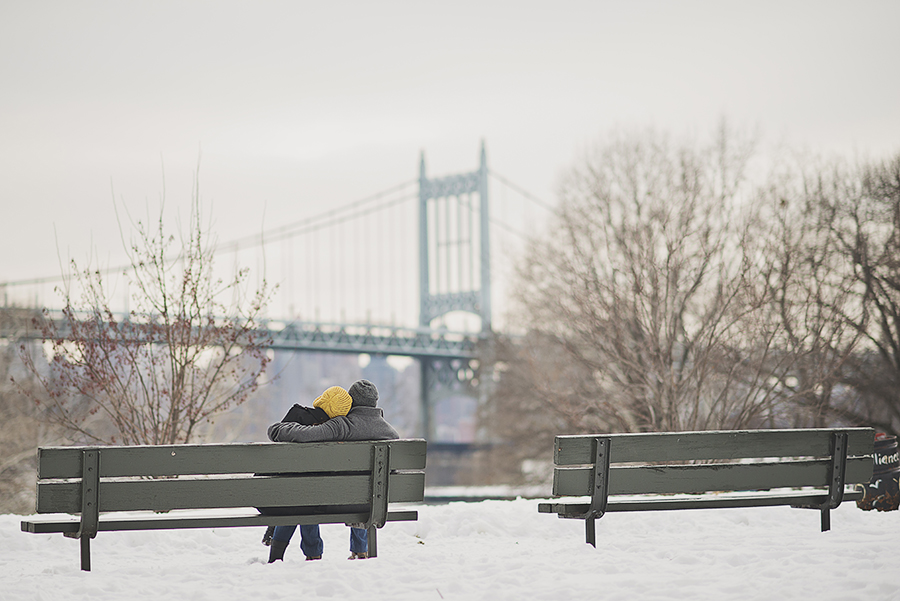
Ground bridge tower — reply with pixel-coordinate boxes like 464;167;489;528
418;142;491;440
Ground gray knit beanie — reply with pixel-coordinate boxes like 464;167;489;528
349;379;379;407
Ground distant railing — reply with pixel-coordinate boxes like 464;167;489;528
262;319;481;359
0;307;482;360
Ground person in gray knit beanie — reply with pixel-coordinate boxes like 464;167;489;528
348;379;379;407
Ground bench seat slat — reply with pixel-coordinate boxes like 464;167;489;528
553;456;873;497
538;488;864;516
38;440;427;479
554;428;874;465
21;510;419;535
37;472;425;513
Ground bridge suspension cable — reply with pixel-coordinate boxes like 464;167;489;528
0;179;419;289
218;179;418;251
489;169;557;215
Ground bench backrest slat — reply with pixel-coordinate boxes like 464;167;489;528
34;439;426;516
554;428;873;465
553;456;873;497
36;472;426;513
37;440;426;479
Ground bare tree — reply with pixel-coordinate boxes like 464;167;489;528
15;184;274;445
813;153;900;435
751;161;863;429
487;126;803;458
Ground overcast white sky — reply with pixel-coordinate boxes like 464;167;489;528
1;1;898;319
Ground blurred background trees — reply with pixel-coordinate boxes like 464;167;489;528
483;128;900;482
819;155;900;433
0;308;64;514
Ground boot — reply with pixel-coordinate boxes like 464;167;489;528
261;525;275;546
268;539;289;563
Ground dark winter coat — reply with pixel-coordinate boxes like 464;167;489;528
268;406;399;443
255;403;336;517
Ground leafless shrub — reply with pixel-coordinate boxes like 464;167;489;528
14;183;275;445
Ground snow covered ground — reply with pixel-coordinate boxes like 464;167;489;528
2;498;899;601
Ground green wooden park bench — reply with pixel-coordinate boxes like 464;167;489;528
20;439;426;571
538;428;874;546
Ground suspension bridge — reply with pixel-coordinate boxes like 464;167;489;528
0;143;554;448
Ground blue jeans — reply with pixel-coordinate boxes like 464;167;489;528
272;524;368;557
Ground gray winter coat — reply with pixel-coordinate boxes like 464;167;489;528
267;406;399;443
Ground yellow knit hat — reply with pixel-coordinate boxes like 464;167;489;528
313;386;353;418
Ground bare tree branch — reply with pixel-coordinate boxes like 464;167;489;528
14;181;276;446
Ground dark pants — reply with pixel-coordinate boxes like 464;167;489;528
272;524;367;557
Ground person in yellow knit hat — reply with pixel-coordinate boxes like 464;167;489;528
260;386;356;560
283;385;353;424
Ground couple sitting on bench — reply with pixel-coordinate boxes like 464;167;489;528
261;379;399;562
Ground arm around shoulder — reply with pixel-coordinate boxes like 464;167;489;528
267;418;349;443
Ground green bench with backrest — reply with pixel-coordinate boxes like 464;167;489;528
538;428;874;546
20;438;426;571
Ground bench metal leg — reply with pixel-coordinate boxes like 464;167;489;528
821;508;831;532
80;535;91;571
367;525;378;558
585;518;596;547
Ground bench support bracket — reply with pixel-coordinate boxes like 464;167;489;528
789;430;849;531
580;437;610;547
819;431;848;532
365;443;391;558
62;450;100;571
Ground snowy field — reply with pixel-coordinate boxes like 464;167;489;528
2;498;899;601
